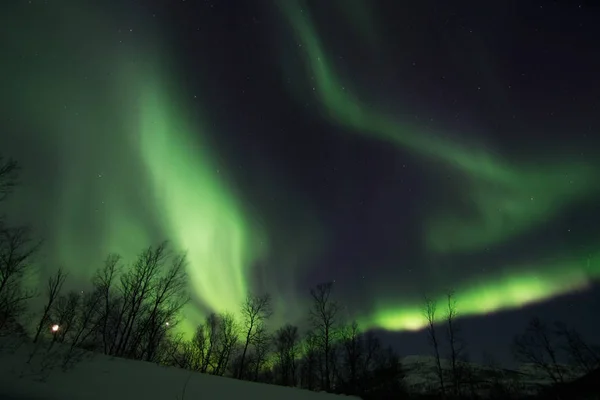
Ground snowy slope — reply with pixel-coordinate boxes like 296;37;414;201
0;337;357;400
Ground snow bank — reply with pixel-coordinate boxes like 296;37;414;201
0;338;357;400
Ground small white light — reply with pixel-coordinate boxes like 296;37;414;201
51;324;60;332
165;322;170;327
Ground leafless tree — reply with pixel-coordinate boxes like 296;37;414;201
555;322;600;374
250;324;271;381
275;323;299;386
0;156;40;334
424;295;446;397
134;252;189;362
339;320;363;393
33;267;67;343
165;333;191;369
51;290;80;343
68;288;102;350
201;313;220;373
337;324;406;398
445;290;466;397
170;324;208;372
85;243;188;361
362;330;381;375
91;242;188;361
93;253;120;354
0;226;40;331
0;156;19;203
300;330;319;391
513;317;565;384
363;345;405;399
309;282;339;391
237;293;272;379
212;312;239;376
112;243;170;356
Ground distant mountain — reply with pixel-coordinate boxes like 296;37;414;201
401;355;587;397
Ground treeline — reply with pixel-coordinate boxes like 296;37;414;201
1;155;599;400
164;283;405;399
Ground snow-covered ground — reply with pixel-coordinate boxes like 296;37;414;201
0;337;357;400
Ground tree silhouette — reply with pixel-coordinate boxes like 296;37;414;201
93;253;120;354
513;317;565;384
274;323;299;386
0;156;19;203
555;322;600;374
339;320;363;393
250;324;271;381
309;282;339;391
66;288;102;350
0;157;39;333
201;312;220;373
424;295;446;398
212;312;238;376
445;290;467;397
237;293;272;379
0;226;39;332
50;290;80;343
33;267;67;343
300;330;319;390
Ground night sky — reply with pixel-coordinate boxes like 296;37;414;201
1;0;599;364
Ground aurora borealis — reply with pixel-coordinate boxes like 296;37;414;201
1;0;599;354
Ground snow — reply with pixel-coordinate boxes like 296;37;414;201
0;337;358;400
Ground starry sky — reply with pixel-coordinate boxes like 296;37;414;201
1;0;599;363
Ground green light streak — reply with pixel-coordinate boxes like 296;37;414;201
136;66;267;319
275;0;598;254
365;251;600;331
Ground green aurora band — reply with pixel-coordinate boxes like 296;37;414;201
134;63;268;331
1;1;599;336
0;3;267;333
274;1;600;330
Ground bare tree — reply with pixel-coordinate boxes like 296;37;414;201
0;226;40;331
132;252;189;362
363;345;406;399
555;322;600;374
300;330;319;390
513;317;564;384
33;268;67;343
51;290;80;343
201;313;221;373
424;296;446;397
339;320;363;393
85;243;188;361
212;312;239;376
68;288;102;350
275;323;300;386
237;293;272;379
93;253;120;354
251;324;271;381
113;243;169;357
445;291;465;397
309;282;339;391
0;156;19;203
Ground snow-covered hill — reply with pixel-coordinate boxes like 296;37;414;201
0;337;357;400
